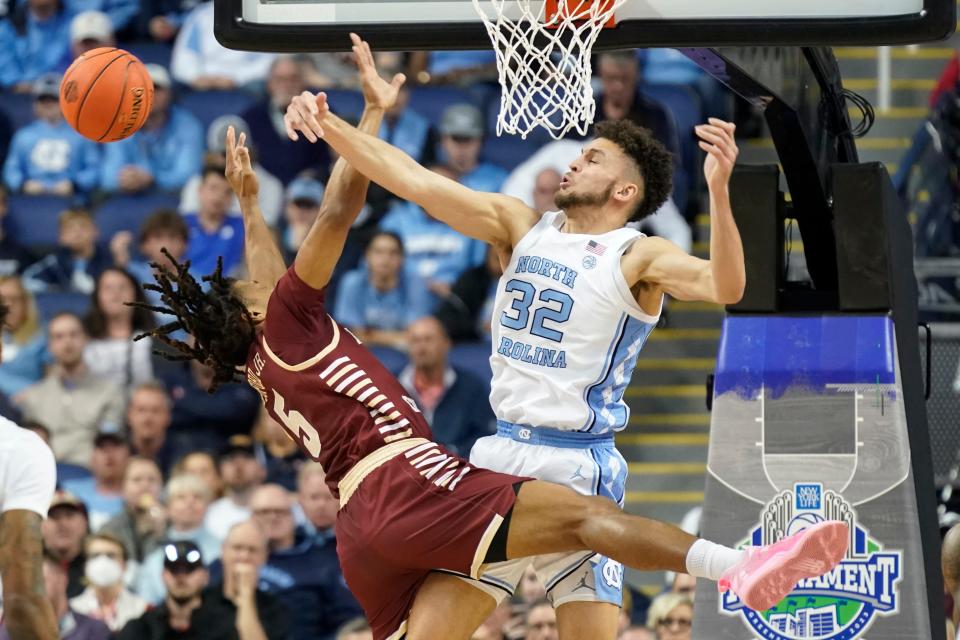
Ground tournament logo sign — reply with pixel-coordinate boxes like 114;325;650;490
720;483;902;640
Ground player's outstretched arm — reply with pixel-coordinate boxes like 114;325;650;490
292;34;403;290
623;119;745;304
226;126;288;290
284;83;538;250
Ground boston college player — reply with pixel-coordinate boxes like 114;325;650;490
133;35;849;640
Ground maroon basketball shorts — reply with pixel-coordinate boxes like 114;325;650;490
336;439;527;640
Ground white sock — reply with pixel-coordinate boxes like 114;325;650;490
685;539;746;581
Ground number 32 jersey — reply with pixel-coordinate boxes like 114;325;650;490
245;268;435;498
490;211;661;434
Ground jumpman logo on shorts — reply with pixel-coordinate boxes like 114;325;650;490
573;573;594;593
570;465;587;481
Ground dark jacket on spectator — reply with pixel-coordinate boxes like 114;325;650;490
21;245;112;293
434;263;496;342
117;585;290;640
398;366;496;457
240;101;329;185
0;232;36;277
208;531;360;640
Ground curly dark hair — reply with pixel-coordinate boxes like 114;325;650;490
129;250;256;392
595;119;673;223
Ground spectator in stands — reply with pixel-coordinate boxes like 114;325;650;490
333;230;431;349
100;456;166;567
3;74;100;195
204;435;265;540
126;381;178;475
66;0;136;33
524;600;559;640
253;408;304;492
249;484;361;640
434;245;502;343
22;208;112;294
531;168;562;214
176;451;224;499
110;208;189;333
379;84;433;163
671;572;696;600
408;50;497;85
22;420;92;484
335;619;373;640
69;10;114;59
171;1;275;90
0;275;46;396
241;56;329;185
399;317;495;456
69;533;149;632
182;163;245;278
296;464;335;540
180;117;285;227
279;175;324;263
62;431;128;529
646;593;693;640
0;0;73;91
138;0;198;42
1;551;113;640
137;474;220;604
519;566;547;604
0;187;37;276
620;627;656;640
595;52;679;157
83;268;155;392
101;64;204;194
162;357;260;452
43;490;90;598
380;104;502;297
16;311;124;465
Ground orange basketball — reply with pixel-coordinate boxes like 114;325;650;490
60;47;154;143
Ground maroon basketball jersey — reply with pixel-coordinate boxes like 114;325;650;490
244;268;434;497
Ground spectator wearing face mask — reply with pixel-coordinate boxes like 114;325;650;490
69;534;149;633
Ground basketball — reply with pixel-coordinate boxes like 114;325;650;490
59;47;154;143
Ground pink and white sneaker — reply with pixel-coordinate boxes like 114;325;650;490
718;520;849;612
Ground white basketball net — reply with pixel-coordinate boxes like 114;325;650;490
472;0;626;139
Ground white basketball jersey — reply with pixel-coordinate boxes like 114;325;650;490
489;211;660;434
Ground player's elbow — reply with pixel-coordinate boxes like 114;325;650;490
715;283;744;305
3;593;55;640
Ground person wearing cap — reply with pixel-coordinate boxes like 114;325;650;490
0;0;73;92
378;103;505;299
240;55;328;185
2;73;100;196
204;435;266;541
62;431;129;530
100;63;203;194
136;473;220;604
331;229;431;349
69;10;115;59
42;490;91;599
178;116;285;227
279;174;325;262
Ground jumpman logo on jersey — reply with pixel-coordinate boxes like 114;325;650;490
570;465;587;481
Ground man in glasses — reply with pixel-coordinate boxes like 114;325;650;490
119;538;287;639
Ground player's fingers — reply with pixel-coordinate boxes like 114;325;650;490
292;100;322;141
362;39;375;68
391;73;406;90
708;117;736;134
238;146;253;171
286;107;315;142
237;131;246;150
283;112;299;141
224;126;236;168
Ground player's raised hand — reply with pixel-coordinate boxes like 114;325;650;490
351;33;406;111
696;118;738;192
284;90;329;142
224;126;259;198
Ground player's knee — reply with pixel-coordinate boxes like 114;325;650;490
571;495;621;546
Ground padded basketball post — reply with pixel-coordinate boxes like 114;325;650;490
693;164;944;640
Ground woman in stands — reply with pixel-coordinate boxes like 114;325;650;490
0;275;46;397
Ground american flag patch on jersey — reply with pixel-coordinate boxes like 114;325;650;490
586;240;607;255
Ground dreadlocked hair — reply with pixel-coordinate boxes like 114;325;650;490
129;249;256;393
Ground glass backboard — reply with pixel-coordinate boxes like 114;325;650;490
215;0;954;51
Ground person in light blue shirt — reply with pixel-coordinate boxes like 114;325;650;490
0;275;47;396
182;164;245;278
3;74;100;196
380;104;505;297
333;230;432;350
379;85;432;162
64;0;137;32
0;0;73;91
100;65;204;194
61;432;128;530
